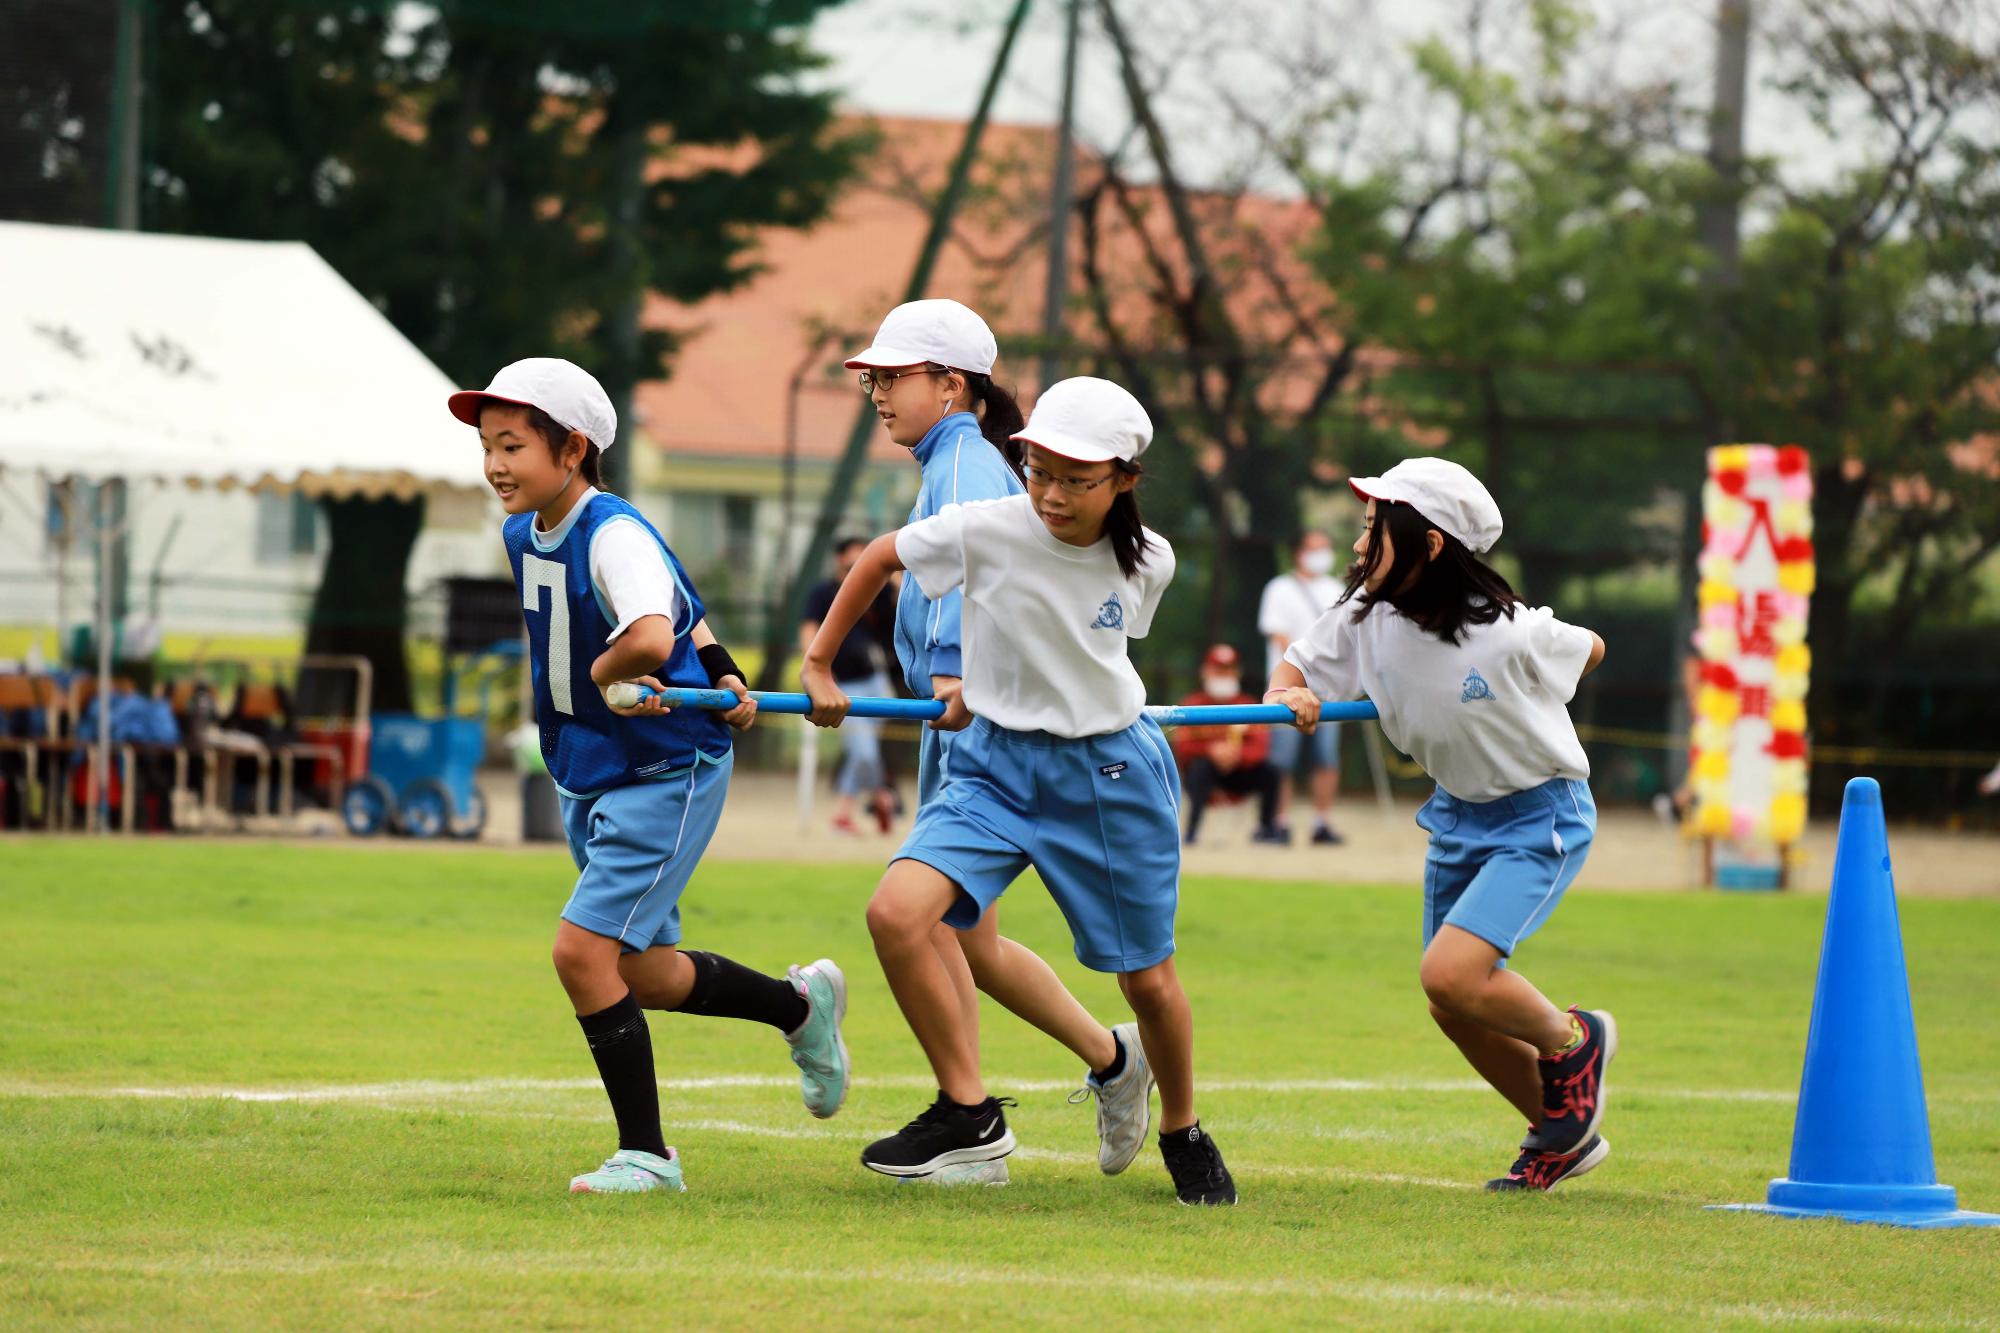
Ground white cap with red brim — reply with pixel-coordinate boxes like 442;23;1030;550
843;298;997;374
1348;457;1503;553
1012;376;1152;465
448;357;617;450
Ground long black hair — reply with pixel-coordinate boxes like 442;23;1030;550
528;405;603;490
1340;500;1518;644
1104;461;1151;580
959;370;1026;476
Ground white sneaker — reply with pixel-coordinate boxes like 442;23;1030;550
1070;1022;1154;1175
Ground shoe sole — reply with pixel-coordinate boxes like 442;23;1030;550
1549;1136;1610;1191
861;1128;1017;1178
806;958;850;1120
1579;1009;1617;1147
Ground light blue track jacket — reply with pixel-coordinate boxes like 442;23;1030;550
893;411;1024;698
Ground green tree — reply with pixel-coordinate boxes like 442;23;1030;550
134;0;864;707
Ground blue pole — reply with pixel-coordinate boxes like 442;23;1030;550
624;684;1377;726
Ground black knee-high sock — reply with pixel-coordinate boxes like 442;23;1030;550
672;950;809;1033
576;992;667;1158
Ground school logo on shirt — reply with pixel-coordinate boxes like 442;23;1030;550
1090;594;1125;630
1461;668;1496;703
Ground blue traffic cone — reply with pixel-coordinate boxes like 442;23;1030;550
1716;776;2000;1227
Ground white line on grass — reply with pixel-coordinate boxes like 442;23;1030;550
9;1253;1961;1328
0;1074;1835;1105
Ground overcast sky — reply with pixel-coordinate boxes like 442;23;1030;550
804;0;1850;193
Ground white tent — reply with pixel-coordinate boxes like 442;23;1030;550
0;221;489;831
0;220;480;497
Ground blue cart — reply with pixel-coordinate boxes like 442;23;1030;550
341;713;488;839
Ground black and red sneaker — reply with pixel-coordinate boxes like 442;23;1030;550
1523;1007;1617;1157
1486;1135;1610;1192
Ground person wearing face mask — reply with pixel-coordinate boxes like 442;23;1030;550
1258;531;1345;845
1173;644;1282;846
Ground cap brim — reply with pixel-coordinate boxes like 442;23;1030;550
1012;427;1121;464
1348;475;1404;504
449;390;537;428
841;343;930;370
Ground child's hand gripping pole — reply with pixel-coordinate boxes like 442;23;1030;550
606;682;1378;727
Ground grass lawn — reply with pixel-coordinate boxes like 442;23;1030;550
2;840;1997;1329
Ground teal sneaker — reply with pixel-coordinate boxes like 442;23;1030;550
569;1147;685;1194
785;958;851;1119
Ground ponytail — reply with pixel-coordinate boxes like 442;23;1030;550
961;372;1025;477
1104;461;1151;579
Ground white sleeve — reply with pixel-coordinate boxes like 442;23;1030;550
1518;606;1595;703
589;518;681;643
1283;605;1365;699
894;506;971;599
1125;534;1176;639
1256;577;1288;637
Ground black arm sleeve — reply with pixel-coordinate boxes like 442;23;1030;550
698;641;745;688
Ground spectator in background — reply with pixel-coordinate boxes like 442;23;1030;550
801;537;900;834
1258;531;1345;845
1175;644;1282;846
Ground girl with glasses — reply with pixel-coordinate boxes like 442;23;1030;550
834;301;1152;1184
802;376;1237;1206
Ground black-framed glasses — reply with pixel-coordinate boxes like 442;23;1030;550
1022;462;1117;495
857;366;947;395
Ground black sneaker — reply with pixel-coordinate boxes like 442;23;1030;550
1523;1007;1617;1156
1159;1122;1237;1206
861;1093;1016;1178
1311;823;1344;846
1249;825;1290;846
1487;1134;1610;1192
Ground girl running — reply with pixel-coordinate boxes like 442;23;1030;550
803;376;1236;1205
1266;457;1615;1191
839;302;1154;1179
454;357;850;1195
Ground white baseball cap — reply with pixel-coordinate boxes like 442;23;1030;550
448;357;618;450
1348;457;1503;553
843;298;997;375
1012;376;1152;465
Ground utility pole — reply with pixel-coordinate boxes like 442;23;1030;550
755;0;1036;688
1039;0;1082;392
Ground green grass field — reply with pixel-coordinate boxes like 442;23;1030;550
3;840;1997;1329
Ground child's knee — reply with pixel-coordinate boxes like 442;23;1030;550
1418;953;1479;1014
1118;962;1180;1013
866;886;933;950
551;931;608;987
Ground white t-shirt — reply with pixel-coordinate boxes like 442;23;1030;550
894;494;1175;738
1284;600;1594;802
531;489;681;642
1258;571;1344;680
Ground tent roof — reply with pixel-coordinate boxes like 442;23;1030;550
0;222;483;498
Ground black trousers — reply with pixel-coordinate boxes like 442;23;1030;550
1184;757;1280;837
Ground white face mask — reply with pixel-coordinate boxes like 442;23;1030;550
1300;548;1336;577
1203;675;1240;699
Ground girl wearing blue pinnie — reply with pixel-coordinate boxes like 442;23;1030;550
454;358;850;1196
1266;457;1614;1192
802;376;1237;1206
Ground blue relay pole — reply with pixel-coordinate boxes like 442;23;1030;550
616;684;1378;727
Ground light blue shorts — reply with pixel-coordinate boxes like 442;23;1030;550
559;752;733;952
916;724;959;810
1268;719;1340;775
894;716;1181;973
1415;776;1595;956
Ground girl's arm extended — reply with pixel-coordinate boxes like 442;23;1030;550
1262;661;1322;734
800;531;905;727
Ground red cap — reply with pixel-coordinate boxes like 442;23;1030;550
1202;644;1240;670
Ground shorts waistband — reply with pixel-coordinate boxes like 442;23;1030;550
1433;775;1589;816
971;715;1148;749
